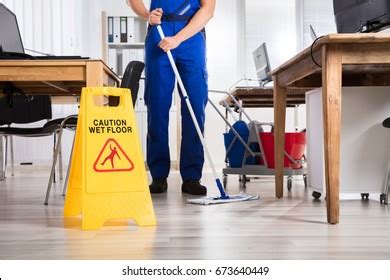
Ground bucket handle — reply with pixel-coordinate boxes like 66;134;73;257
284;151;306;165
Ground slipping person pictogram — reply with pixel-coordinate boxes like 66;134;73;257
101;145;121;169
93;138;134;173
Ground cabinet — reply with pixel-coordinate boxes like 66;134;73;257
306;87;390;198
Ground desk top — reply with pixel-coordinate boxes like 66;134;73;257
0;59;120;96
272;33;390;75
220;87;308;108
271;33;390;88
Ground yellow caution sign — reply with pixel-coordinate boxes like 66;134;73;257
64;87;156;230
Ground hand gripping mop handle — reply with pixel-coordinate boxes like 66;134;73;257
156;25;228;199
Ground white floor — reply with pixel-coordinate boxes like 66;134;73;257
0;168;390;260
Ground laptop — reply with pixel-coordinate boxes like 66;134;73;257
310;24;318;41
0;3;88;60
252;42;272;87
234;43;272;89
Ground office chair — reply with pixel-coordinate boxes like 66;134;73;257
108;60;145;107
380;117;390;205
0;94;62;180
44;115;77;205
121;60;145;104
45;61;145;205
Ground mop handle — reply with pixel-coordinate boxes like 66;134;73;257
226;90;252;122
222;100;238;122
156;25;228;198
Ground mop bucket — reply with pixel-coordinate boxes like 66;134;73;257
259;132;306;169
224;121;250;168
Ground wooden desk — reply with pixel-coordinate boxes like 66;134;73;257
220;87;308;108
271;33;390;224
0;59;120;179
0;59;119;96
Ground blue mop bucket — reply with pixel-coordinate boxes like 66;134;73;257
223;121;250;168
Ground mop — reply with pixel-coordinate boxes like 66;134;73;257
157;25;259;205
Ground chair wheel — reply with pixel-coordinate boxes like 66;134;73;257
380;193;387;204
312;191;321;200
240;175;250;182
287;177;292;191
242;175;247;187
223;174;228;188
361;193;369;200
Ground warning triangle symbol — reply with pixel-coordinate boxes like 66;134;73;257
93;138;134;173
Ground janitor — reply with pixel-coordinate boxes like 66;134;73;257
126;0;216;195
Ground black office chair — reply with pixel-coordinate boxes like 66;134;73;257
46;61;145;204
121;60;145;106
380;117;390;205
0;88;78;203
0;94;60;179
45;115;78;205
108;60;145;107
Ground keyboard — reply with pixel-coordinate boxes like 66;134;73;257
34;55;90;60
0;52;89;60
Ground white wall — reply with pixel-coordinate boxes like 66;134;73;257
301;0;336;48
1;0;84;55
244;0;299;79
0;0;83;164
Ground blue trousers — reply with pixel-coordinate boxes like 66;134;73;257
144;22;208;181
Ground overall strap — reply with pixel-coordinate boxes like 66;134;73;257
161;0;193;22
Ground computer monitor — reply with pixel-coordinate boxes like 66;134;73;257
252;43;271;86
0;3;24;53
334;0;390;33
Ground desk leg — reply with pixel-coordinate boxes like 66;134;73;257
0;136;4;180
86;61;105;87
322;45;342;224
273;75;287;198
86;61;105;104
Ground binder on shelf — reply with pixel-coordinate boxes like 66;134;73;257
120;17;128;43
108;17;114;43
113;17;121;44
122;49;130;74
117;50;124;76
127;17;135;43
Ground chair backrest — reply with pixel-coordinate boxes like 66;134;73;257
0;94;52;125
120;61;145;107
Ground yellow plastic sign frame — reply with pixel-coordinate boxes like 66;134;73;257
64;87;156;230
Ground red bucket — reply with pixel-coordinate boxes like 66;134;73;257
259;132;306;169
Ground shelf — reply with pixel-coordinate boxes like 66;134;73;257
108;42;145;49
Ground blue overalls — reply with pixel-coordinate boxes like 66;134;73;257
144;0;208;181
